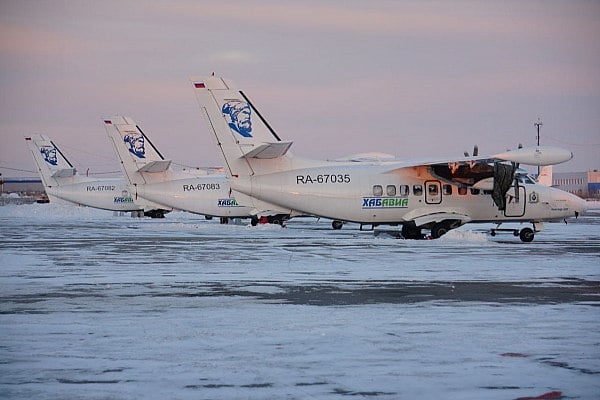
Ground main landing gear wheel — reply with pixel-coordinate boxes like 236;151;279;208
431;222;450;239
144;209;165;218
332;220;344;230
401;223;423;240
519;227;535;243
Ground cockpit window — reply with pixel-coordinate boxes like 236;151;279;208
517;174;536;184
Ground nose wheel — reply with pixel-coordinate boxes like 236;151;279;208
519;227;535;242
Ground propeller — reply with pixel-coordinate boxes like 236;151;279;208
464;145;479;157
512;160;520;203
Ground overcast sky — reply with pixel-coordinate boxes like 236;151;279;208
1;0;599;178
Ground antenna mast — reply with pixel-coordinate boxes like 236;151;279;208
534;118;543;176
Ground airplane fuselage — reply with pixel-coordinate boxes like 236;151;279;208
45;177;143;212
231;161;585;226
134;175;254;217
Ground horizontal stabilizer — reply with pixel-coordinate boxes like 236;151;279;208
51;168;76;178
137;160;172;173
242;142;293;159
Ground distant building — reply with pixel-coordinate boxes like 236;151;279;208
0;177;45;195
552;170;600;199
0;177;47;205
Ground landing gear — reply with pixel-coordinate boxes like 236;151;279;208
144;209;166;218
519;227;535;243
429;220;461;239
250;214;289;226
332;220;344;230
219;217;229;224
431;222;450;239
268;215;283;226
401;222;423;240
489;224;538;242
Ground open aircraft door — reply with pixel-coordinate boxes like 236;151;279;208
504;186;526;217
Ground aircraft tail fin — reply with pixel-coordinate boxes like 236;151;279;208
103;116;171;185
25;134;77;188
190;76;293;177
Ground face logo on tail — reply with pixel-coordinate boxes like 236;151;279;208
123;131;146;158
222;100;253;138
40;146;58;166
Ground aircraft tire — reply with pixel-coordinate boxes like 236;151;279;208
431;222;450;239
268;216;281;225
145;209;165;218
401;223;422;240
205;215;213;220
251;217;258;226
332;220;343;230
519;227;535;243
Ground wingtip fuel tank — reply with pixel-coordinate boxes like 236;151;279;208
493;146;573;166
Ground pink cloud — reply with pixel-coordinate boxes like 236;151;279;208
0;23;83;58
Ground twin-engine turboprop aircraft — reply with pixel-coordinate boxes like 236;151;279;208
25;134;169;217
103;116;290;224
191;75;587;242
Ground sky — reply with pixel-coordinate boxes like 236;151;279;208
1;0;599;178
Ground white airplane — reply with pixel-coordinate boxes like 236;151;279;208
25;134;169;217
190;75;587;242
103;116;289;224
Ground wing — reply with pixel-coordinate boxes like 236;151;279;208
383;146;572;171
384;146;572;212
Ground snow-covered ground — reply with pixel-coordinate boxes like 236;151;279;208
1;203;598;399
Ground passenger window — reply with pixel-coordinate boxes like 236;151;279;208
373;185;383;196
443;184;452;195
458;187;467;195
399;185;409;196
428;184;438;195
483;189;493;195
413;185;423;196
470;188;480;195
386;185;396;196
